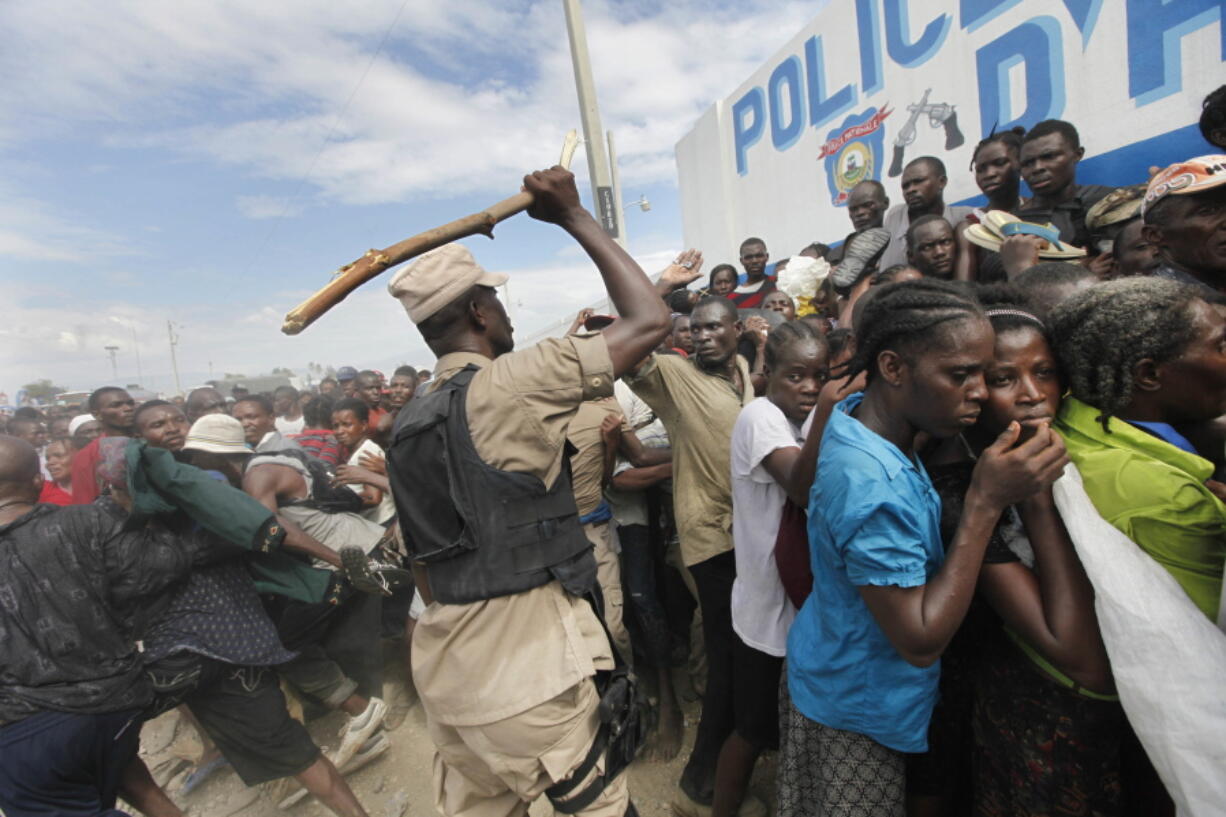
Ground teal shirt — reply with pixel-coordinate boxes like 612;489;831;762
1056;397;1226;620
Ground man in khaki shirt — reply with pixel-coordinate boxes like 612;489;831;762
626;296;755;816
567;398;631;663
385;166;700;817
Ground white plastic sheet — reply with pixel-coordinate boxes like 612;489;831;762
1052;464;1226;817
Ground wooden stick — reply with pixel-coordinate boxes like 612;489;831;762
281;130;581;335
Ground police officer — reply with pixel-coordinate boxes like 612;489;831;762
384;166;701;817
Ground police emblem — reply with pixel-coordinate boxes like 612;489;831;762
820;106;891;206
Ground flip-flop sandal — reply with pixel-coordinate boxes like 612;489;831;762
180;755;231;795
341;546;413;597
832;227;891;289
966;210;1087;259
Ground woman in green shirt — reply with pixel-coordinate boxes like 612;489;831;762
1050;277;1226;623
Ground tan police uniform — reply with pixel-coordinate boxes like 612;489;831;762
568;398;631;664
389;244;628;817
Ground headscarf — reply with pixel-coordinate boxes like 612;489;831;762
68;414;94;435
95;437;131;494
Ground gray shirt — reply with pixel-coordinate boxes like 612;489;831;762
878;202;973;270
256;430;304;454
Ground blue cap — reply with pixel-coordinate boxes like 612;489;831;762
336;366;359;381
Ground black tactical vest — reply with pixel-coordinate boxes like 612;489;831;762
386;366;597;605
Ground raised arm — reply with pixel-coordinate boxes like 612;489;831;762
859;422;1069;667
523;168;697;376
599;414;622;488
978;489;1112;692
953;220;977;282
761;373;863;507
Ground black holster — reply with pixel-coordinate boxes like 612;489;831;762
544;593;647;814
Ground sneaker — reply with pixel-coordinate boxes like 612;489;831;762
333;697;388;770
831;227;891;291
277;732;391;809
341;546;413;597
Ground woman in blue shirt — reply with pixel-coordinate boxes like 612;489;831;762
778;280;1069;815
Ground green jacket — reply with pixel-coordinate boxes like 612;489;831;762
1056;397;1226;620
125;441;331;604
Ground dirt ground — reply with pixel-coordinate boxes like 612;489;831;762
132;644;778;817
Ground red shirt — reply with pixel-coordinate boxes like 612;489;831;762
39;481;73;506
290;429;342;466
70;438;103;505
367;406;389;429
727;278;776;309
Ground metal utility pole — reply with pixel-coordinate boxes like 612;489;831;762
104;345;120;380
128;322;143;385
607;130;628;249
562;0;625;247
166;321;182;396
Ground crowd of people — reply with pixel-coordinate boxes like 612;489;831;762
2;85;1225;817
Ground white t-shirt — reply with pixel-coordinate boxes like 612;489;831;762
348;438;396;525
275;415;305;435
729;396;803;656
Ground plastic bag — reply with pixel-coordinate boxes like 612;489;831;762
1052;464;1226;816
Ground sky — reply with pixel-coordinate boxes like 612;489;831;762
0;0;822;400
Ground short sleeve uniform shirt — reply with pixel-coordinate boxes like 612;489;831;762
410;334;617;727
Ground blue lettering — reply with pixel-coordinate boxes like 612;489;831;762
1127;0;1225;105
769;57;806;151
804;36;856;131
1061;0;1104;46
885;0;951;67
975;16;1066;136
961;0;1022;33
732;87;766;176
856;0;884;95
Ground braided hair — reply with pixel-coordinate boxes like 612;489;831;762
969;125;1025;170
763;319;825;371
848;279;985;382
976;283;1050;337
1048;278;1201;429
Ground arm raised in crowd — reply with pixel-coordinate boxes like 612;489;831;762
599;413;621;488
978;490;1112;692
763;372;865;507
523;167;698;377
860;422;1069;667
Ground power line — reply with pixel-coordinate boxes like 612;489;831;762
242;0;412;276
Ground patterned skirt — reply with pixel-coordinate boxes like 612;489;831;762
776;687;906;817
972;639;1124;817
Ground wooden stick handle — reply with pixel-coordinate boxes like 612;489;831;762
281;129;581;335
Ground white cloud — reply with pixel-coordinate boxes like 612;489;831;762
0;243;684;396
0;0;819;395
0;230;83;262
236;194;305;220
1;0;817;204
0;185;141;263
